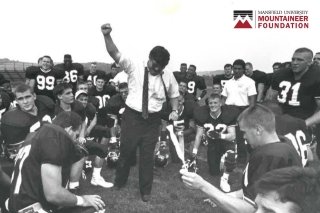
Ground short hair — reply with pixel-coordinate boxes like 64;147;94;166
294;47;313;59
245;62;253;68
14;83;34;96
149;46;170;68
316;52;320;55
272;62;281;68
91;62;97;65
255;166;320;213
37;57;43;64
179;79;188;85
207;93;222;101
224;63;232;69
118;82;128;90
96;75;105;81
180;63;187;66
262;100;283;115
237;104;275;133
53;83;73;100
52;111;82;131
189;64;197;71
64;54;72;60
233;59;246;69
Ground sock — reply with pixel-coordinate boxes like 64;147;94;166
69;181;79;189
93;167;102;178
222;172;229;179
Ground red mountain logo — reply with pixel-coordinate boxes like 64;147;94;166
233;10;253;29
234;20;252;28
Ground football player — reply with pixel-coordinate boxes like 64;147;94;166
88;75;117;109
184;64;207;101
0;90;11;120
1;84;55;160
25;55;65;101
267;48;320;124
0;162;10;213
313;52;320;66
178;80;196;102
54;54;84;92
180;104;302;213
161;94;197;163
262;101;312;166
212;63;233;90
192;93;238;192
245;62;267;102
8;112;106;213
75;90;113;188
173;63;188;83
83;62;110;86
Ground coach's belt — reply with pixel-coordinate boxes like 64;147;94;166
18;202;51;213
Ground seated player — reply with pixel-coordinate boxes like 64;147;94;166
192;93;238;192
75;90;113;188
161;94;197;163
1;84;55;161
8;112;106;213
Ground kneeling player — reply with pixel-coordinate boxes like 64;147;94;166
192;93;239;192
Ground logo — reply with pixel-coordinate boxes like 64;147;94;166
234;10;253;28
233;10;309;29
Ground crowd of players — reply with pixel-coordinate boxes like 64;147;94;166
0;47;319;213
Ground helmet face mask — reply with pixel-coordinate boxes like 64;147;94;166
154;141;170;168
106;138;120;168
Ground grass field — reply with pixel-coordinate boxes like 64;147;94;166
64;141;246;213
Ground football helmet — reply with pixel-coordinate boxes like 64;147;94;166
154;141;170;168
182;155;198;173
106;138;120;168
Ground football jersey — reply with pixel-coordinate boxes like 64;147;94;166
242;141;302;205
271;65;320;119
54;63;84;91
163;100;197;128
88;85;117;109
0;91;11;120
275;114;312;166
9;124;80;212
248;70;267;89
54;100;86;121
1;95;55;145
184;76;207;97
212;74;233;90
83;70;112;86
173;71;187;83
25;66;65;101
194;105;239;143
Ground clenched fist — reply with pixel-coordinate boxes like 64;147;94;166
101;23;112;36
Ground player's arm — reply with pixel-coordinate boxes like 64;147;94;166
184;119;196;138
256;83;265;102
0;164;10;189
222;125;236;141
86;114;97;136
198;89;207;100
168;97;179;121
26;78;35;89
192;125;204;155
180;170;255;213
265;87;278;101
101;23;121;64
248;95;256;107
41;163;105;210
305;98;320;127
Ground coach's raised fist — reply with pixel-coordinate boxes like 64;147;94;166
101;23;112;35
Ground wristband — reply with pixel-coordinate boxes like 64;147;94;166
192;148;198;155
221;134;226;139
76;195;84;206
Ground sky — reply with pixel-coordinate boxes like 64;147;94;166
0;0;319;73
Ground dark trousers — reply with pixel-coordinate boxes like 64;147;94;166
207;140;236;176
115;106;161;195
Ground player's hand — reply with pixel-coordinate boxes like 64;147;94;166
82;195;105;211
101;23;112;36
169;111;179;121
206;130;221;139
179;169;204;190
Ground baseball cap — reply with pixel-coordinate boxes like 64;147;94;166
75;90;87;99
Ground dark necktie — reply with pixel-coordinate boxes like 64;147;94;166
142;67;149;119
